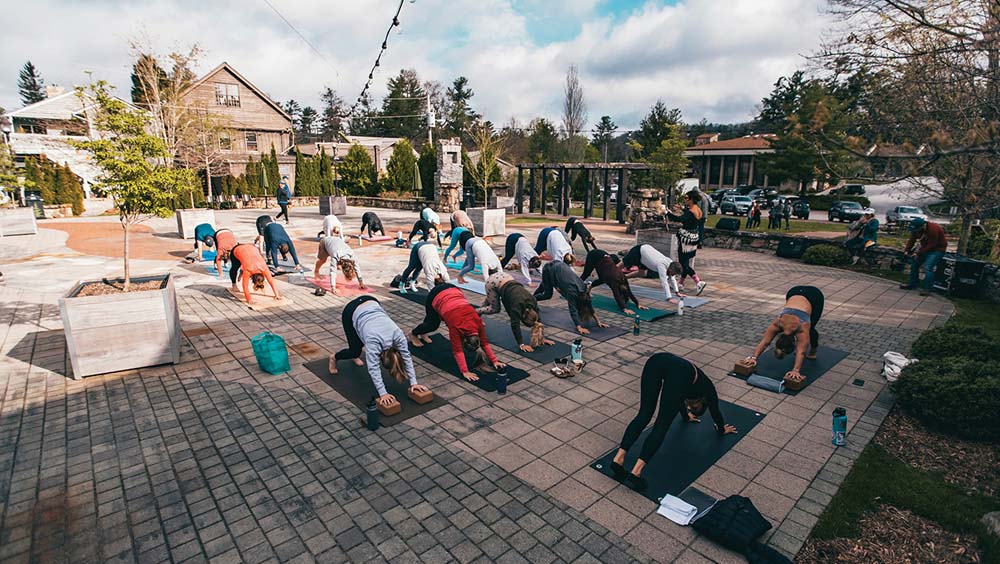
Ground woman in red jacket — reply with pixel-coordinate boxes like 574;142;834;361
409;282;505;382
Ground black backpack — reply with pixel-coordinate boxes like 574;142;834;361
692;495;772;553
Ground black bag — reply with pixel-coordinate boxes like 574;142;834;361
716;217;741;231
776;237;809;259
390;274;403;288
747;542;792;564
692;495;772;553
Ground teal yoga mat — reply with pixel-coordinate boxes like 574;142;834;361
588;293;674;321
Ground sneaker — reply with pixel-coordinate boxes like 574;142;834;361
696;281;707;295
851;256;860;265
899;284;916;290
919;289;931;296
398;282;407;294
406;282;418;292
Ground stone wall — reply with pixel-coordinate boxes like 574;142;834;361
434;137;463;213
345;196;428;212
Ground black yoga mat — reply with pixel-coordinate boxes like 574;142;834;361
392;290;571;364
408;334;531;393
728;346;850;395
535;304;630;342
590;401;764;504
303;359;449;426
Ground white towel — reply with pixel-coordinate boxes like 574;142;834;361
657;495;697;525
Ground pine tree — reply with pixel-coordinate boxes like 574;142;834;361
318;148;334;195
299;107;318;142
62;164;85;215
633;101;683;159
284;100;302;130
385;139;417;194
130;54;168;109
445;76;480;141
18;61;46;105
591;116;618;162
319;88;345;141
380;69;427;140
245;157;261;196
266;146;280;195
294;151;308;196
417;142;436;199
340;144;374;196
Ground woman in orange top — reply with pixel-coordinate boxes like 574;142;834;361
213;228;239;279
230;244;282;304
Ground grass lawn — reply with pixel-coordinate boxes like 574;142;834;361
949;298;1000;339
707;214;848;235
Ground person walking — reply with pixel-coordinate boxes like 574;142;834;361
900;217;947;296
611;353;736;491
276;177;291;224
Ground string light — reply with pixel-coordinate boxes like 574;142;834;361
345;0;408;117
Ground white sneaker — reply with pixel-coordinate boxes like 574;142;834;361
406;282;418;292
696;281;707;295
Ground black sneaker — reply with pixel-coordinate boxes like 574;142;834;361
610;461;626;481
899;284;916;290
626;474;647;492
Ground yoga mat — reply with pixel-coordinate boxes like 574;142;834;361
393;290;570;364
589;293;674;322
535;304;630;342
303;359;448;426
590;401;765;503
305;276;373;297
628;285;711;308
227;287;292;311
201;250;217;261
454;278;487;295
407;334;530;393
747;374;785;393
728;347;849;396
447;259;481;274
361;234;393;242
206;262;231;276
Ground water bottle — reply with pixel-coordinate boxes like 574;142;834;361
496;365;508;394
632;314;640;335
366;398;380;431
832;407;847;446
678;296;685;316
571;338;583;362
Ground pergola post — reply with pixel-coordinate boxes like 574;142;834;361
540;167;547;216
516;166;524;214
528;168;536;213
602;168;610;221
617;168;626;224
562;168;570;216
583;168;593;218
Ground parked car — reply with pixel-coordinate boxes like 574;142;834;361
828;200;865;222
789;198;810;219
886;205;928;225
721;195;753;216
735;185;760;196
746;188;780;208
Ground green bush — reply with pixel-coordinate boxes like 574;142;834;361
802;244;851;266
807;195;871;211
909;324;1000;361
893;357;1000;441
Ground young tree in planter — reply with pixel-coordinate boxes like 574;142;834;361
466;123;506;204
73;81;197;291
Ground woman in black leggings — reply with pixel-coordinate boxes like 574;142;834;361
359;212;385;238
667;191;706;294
613;353;737;491
748;285;824;383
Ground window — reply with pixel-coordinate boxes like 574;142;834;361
214;83;240;107
245;132;258;152
219;132;232;151
19;124;44;134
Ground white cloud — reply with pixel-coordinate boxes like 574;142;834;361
2;0;831;128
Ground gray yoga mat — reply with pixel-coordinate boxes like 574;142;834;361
303;359;449;426
590;401;765;503
535;304;630;342
392;289;571;364
406;334;531;393
728;346;850;395
626;284;710;308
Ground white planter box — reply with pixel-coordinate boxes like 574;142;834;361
468;207;506;238
636;228;678;261
60;274;181;379
0;207;38;237
175;209;217;239
319;196;347;216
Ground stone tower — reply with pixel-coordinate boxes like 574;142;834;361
434;137;463;213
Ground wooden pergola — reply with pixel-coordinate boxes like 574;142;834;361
515;163;652;224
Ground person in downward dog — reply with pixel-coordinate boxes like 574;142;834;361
621;244;684;303
262;222;304;272
318;214;344;240
330;296;429;408
191;223;216;261
500;233;542;285
212;228;239;279
407;218;441;249
399;240;449;293
612;352;736;491
443;226;470;264
565;217;598;252
458;236;503;285
254;215;274;257
746;285;824;384
409;282;506;382
313;235;366;295
359;211;386;238
581;249;649;316
534;226;575;265
533;260;607;335
477;271;554;353
229;243;282;305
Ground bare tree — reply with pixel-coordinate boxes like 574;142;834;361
466;123;506;204
562;65;588;138
818;0;1000;253
177;106;232;208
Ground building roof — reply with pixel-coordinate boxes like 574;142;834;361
686;134;775;152
342;135;404;149
184;62;292;122
8;133;104;186
695;133;718;139
5;90;137;120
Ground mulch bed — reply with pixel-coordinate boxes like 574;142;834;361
875;407;1000;497
74;278;167;297
798;504;981;563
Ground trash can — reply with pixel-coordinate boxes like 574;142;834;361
250;331;290;374
933;254;986;298
462;187;475;210
24;191;45;219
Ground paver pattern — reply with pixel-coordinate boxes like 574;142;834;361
0;208;952;563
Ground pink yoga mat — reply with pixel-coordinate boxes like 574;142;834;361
305;276;373;296
361;235;393;242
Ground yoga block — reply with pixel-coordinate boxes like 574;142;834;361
733;359;756;377
377;399;401;416
408;388;434;404
783;373;805;391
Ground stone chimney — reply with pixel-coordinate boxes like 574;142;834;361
46;85;66;97
434;137;463;212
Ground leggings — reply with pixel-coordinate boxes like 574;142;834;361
335;296;379;360
501;233;524;269
361;216;384;237
401;243;425;283
276;203;289;222
786;285;824;349
412;283;452;336
229;253;242;285
620;355;698;462
678;250;697;278
408;220;441;247
534;227;555;254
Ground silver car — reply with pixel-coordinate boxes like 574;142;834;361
886;205;928;225
721;195;753;216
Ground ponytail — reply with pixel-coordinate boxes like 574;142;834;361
380;347;407;384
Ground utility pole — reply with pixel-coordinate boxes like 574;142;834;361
426;91;434;146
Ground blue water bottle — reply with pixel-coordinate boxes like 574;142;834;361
366;398;380;431
571;338;583;362
633;314;640;335
832;407;847;446
496;365;508;394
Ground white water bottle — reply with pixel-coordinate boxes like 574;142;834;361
678;296;685;316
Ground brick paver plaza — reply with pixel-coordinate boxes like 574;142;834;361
0;209;953;563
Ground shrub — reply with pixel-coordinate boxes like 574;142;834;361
909;324;1000;361
802;244;851;266
807;195;871;211
892;357;1000;441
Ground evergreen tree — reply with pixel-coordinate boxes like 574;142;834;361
445;76;479;140
339;144;374;196
294;151;308;196
23;158;45;199
527;118;559;163
320;87;345;141
385;139;417;194
130;54;168;110
245;156;261;196
266;146;280;195
299;107;318;142
643;124;690;196
417;142;436;199
318;148;334;195
62;164;85;215
592;116;618;162
284;99;302;131
632;101;683;159
380;69;427;140
349;92;380;137
18;61;46;105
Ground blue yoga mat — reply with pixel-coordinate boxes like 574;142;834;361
447;259;481;274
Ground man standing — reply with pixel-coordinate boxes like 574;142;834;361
276;176;291;224
900;217;947;296
783;199;793;230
